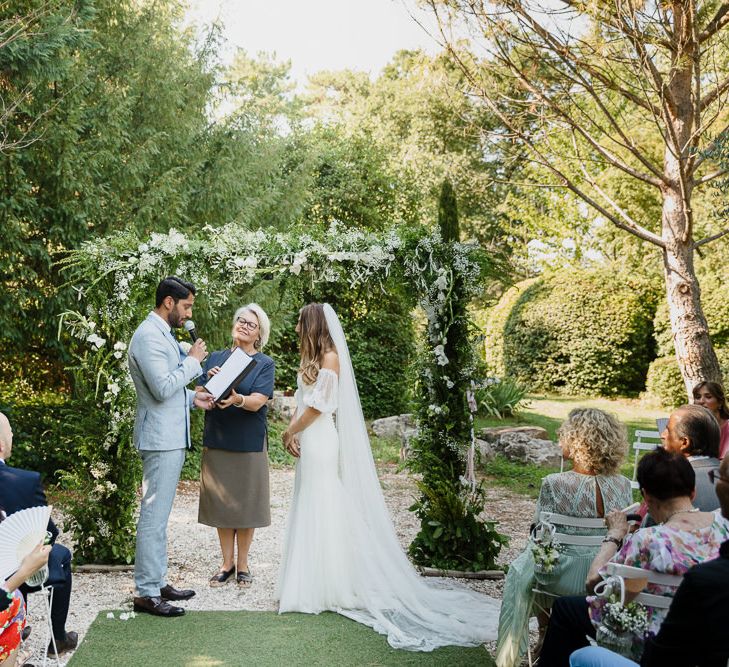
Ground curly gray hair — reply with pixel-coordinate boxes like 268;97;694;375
557;407;627;475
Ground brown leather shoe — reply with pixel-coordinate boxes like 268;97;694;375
160;584;195;601
133;596;185;617
48;630;78;655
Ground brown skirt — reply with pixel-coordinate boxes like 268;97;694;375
198;444;271;529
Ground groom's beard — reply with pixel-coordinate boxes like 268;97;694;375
168;308;185;329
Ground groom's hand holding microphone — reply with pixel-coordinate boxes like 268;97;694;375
185;320;215;411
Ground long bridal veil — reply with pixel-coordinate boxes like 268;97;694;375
322;304;500;651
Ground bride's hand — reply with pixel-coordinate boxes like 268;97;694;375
283;430;300;457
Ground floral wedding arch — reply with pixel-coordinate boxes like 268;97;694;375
59;221;504;568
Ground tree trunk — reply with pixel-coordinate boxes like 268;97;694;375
662;4;721;395
661;228;721;395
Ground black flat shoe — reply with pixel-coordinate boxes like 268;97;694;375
236;571;252;587
209;566;236;588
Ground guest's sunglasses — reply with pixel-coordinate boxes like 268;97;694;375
708;470;729;485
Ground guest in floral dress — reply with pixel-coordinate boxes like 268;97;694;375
495;408;633;667
539;447;729;666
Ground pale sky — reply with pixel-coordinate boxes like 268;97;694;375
185;0;443;86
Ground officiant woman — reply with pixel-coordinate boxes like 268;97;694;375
195;303;275;587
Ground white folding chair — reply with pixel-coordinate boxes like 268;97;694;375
630;430;662;490
527;512;609;666
22;576;61;667
602;562;683;609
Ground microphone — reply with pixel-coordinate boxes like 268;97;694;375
183;319;198;343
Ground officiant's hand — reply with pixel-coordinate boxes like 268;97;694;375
216;388;240;410
207;366;221;377
194;393;215;410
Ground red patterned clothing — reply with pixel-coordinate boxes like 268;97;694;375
0;589;26;662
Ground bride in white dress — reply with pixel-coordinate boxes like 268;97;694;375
277;303;500;651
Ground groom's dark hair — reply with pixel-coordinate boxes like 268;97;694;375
155;276;196;307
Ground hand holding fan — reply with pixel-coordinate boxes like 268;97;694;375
0;505;52;583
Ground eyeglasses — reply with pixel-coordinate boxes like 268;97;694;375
708;470;729;485
236;317;259;330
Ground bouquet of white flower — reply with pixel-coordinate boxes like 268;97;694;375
531;538;562;573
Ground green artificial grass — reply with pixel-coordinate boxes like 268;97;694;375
68;610;495;666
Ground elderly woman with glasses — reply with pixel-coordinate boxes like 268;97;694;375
195;303;275;588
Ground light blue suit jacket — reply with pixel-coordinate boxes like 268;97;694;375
128;313;202;451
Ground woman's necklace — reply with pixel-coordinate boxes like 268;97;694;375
662;507;699;524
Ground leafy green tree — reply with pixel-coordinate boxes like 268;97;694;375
427;0;729;395
303;50;512;249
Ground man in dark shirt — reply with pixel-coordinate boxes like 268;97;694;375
569;453;729;667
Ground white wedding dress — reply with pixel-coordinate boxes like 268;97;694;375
277;305;500;651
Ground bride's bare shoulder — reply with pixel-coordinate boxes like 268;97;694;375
321;349;340;374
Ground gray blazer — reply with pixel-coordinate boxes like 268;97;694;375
691;457;721;513
128;313;202;451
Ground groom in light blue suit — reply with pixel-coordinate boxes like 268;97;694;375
128;276;214;617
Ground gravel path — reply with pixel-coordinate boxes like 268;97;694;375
25;466;535;665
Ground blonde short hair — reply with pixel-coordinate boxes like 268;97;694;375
233;303;270;349
557;408;627;475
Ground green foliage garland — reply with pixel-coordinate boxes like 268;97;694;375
408;182;506;571
61;221;503;564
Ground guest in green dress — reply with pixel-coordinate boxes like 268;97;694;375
495;408;633;667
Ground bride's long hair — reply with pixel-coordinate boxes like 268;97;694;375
297;303;335;385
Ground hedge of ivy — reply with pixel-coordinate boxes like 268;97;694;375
475;278;537;377
496;268;659;395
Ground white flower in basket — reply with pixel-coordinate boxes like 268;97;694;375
530;520;562;574
593;573;650;659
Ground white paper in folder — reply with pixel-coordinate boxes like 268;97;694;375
203;347;256;401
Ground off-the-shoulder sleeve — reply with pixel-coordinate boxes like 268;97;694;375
303;368;338;413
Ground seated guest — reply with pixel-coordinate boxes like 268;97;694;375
495;408;633;667
570;452;729;666
659;404;721;513
538;447;729;666
0;412;78;656
693;381;729;460
0;539;51;666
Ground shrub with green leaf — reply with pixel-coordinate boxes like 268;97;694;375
647;348;729;407
498;269;658;395
476;377;530;419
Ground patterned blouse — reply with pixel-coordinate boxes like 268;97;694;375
588;509;729;635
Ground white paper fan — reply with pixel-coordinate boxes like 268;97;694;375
0;505;51;580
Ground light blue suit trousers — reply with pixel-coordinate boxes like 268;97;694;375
134;448;186;597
